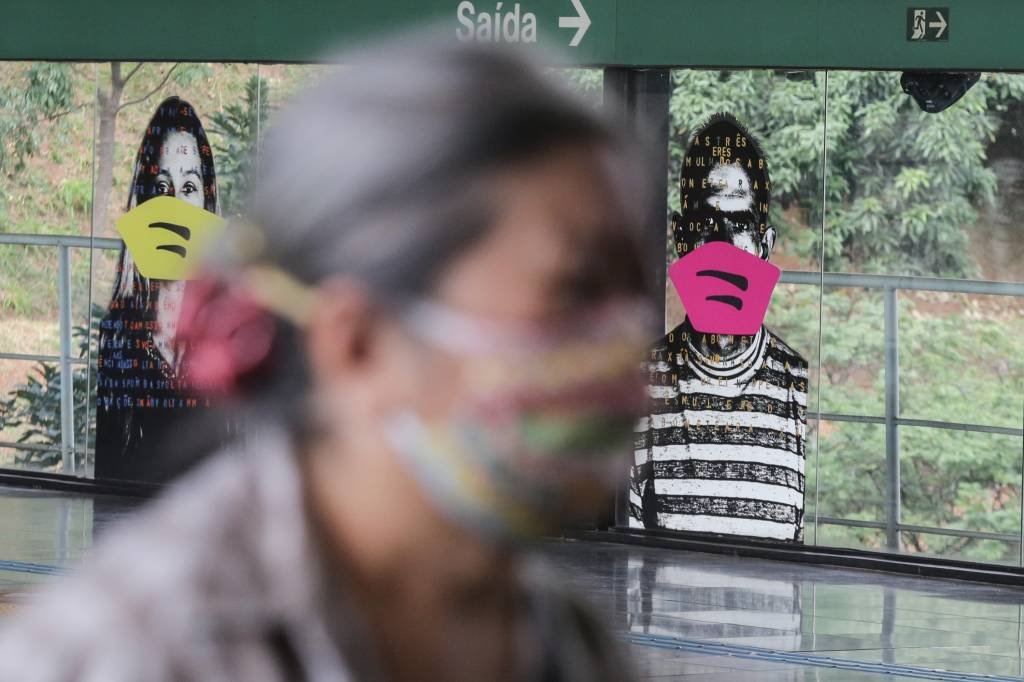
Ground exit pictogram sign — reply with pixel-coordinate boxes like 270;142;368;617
907;7;949;42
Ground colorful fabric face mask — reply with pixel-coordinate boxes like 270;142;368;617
383;300;652;542
668;241;780;335
207;260;653;542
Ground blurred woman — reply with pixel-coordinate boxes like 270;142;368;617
95;96;219;482
0;37;651;681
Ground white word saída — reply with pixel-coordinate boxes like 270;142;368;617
456;2;538;43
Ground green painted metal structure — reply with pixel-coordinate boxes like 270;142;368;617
2;0;1021;70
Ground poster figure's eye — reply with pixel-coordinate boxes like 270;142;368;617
181;181;198;197
155;179;172;195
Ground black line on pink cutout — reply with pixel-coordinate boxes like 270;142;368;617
696;269;748;291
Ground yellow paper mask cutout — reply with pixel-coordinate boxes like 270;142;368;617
116;196;226;280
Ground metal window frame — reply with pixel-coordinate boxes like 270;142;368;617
3;242;1024;550
781;270;1024;553
0;234;120;475
2;63;1024;566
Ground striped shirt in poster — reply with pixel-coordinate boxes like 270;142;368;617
629;322;809;542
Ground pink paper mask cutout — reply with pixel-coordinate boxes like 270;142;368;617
669;241;781;335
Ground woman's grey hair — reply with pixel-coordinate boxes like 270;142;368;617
195;33;649;449
215;33;645;300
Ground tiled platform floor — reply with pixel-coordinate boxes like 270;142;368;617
2;484;1024;680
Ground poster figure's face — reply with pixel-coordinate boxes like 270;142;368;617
670;115;780;335
118;105;223;281
673;115;774;262
155;130;204;209
679;160;771;259
703;163;761;253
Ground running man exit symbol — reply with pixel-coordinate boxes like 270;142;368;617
907;7;949;41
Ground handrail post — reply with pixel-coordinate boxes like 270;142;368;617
58;244;75;475
884;286;901;551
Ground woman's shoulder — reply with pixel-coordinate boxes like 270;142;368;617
0;433;312;681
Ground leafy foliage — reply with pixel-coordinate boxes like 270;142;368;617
0;305;100;471
671;70;1024;562
769;288;1024;562
668;70;1017;277
0;63;76;224
0;63;75;176
208;75;269;217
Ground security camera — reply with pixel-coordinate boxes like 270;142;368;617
900;71;980;113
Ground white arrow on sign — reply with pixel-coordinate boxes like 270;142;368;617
559;0;591;47
929;10;947;38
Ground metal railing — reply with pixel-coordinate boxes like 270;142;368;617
781;270;1024;552
2;234;1023;552
0;233;121;475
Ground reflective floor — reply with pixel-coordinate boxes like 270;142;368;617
0;486;137;601
2;485;1024;680
547;541;1024;680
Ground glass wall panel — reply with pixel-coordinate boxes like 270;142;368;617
653;67;1023;567
250;64;341;209
0;242;60;356
821;71;1002;281
818;286;885;418
769;281;823;541
3;55;1022;570
259;64;338;107
1;61;261;478
899;292;1024;429
814;420;887;549
899;427;1021;564
817;70;1024;563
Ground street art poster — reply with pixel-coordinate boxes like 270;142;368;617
630;113;809;542
95;96;225;482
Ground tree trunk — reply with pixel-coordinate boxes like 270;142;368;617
91;62;125;236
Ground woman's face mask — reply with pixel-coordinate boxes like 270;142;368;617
383;299;652;543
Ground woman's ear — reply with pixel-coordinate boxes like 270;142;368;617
760;225;777;261
305;278;377;383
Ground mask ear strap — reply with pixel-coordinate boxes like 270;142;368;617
242;265;316;328
220;218;316;328
400;300;505;355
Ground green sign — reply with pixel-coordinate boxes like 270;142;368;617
0;1;616;64
2;0;1024;70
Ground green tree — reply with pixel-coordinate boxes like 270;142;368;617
0;63;75;220
208;75;269;217
668;70;1013;277
0;63;74;174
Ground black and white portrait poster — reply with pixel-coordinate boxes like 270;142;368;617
95;96;221;482
630;113;809;542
